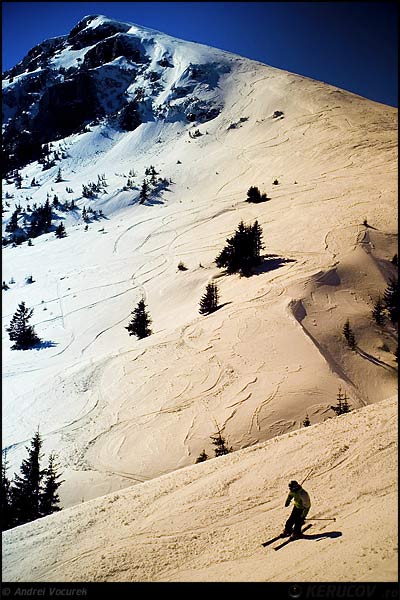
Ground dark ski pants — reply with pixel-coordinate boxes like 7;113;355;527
284;506;304;535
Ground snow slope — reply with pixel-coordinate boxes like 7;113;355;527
2;15;397;574
3;395;397;582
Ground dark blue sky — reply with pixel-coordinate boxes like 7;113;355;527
2;2;398;106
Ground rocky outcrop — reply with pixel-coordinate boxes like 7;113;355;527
83;34;149;69
33;72;102;139
67;17;131;50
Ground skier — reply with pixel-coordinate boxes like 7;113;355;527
282;480;311;539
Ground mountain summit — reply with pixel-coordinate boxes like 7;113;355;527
2;15;397;574
3;14;232;174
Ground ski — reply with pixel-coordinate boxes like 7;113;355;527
262;533;286;547
273;524;312;551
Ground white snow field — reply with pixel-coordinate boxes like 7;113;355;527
2;16;397;581
3;395;397;582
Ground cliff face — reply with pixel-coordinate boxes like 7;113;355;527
2;15;229;174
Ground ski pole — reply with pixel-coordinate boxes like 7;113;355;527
300;467;314;486
305;517;336;522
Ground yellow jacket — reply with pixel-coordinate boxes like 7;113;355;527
285;487;311;518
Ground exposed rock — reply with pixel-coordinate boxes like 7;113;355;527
83;34;148;69
67;17;131;50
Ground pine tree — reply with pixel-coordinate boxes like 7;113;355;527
302;415;311;427
40;453;63;517
215;220;264;277
5;208;19;233
383;277;398;324
15;172;22;189
125;299;152;339
139;180;149;204
372;296;385;326
6;301;41;350
195;450;208;463
342;319;356;350
210;428;232;457
10;429;45;526
55;222;67;238
330;387;351;416
251;220;264;259
199;282;219;315
1;450;14;530
55;167;63;183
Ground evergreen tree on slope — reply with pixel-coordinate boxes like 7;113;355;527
6;301;41;350
199;282;219;315
125;299;152;339
1;451;14;530
40;453;64;517
10;429;45;526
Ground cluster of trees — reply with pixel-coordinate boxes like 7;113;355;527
138;166;170;205
302;387;352;427
4;198;53;243
372;278;398;326
195;427;232;463
330;387;351;416
38;142;68;171
82;174;107;199
2;429;63;531
81;205;104;223
215;220;264;276
125;281;221;340
125;219;265;339
343;277;398;357
245;186;269;203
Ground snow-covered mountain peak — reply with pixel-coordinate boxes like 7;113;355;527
2;14;235;177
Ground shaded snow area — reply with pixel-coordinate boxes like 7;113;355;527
2;15;398;582
3;396;397;582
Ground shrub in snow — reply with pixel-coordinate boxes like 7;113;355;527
245;186;269;203
195;450;208;463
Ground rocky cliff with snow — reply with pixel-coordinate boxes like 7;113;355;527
2;15;228;174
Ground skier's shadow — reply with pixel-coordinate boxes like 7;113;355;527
303;530;342;541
